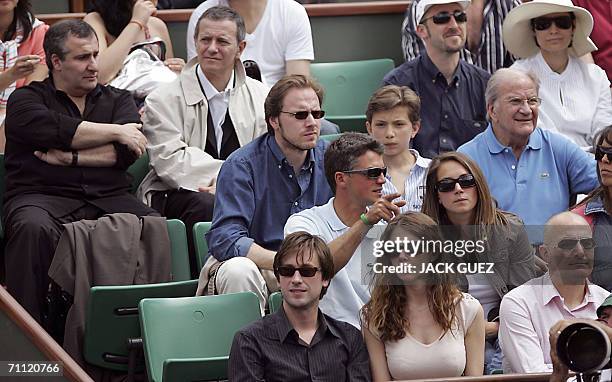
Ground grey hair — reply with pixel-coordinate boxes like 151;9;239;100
194;5;246;43
485;68;540;108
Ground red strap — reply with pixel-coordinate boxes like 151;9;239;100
572;204;594;227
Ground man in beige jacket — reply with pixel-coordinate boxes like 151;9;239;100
138;6;268;274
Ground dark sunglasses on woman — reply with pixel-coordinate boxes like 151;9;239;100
595;146;612;162
531;15;573;31
436;173;477;193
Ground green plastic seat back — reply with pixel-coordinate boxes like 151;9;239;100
268;291;282;314
193;221;212;272
139;292;261;382
162;356;228;382
82;219;192;371
83;279;198;370
127;152;149;194
166;219;191;281
311;59;395;133
319;133;343;143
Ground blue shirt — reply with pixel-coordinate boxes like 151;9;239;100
206;134;333;261
458;125;598;226
383;53;490;159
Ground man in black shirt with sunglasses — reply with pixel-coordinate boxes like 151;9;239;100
383;0;490;159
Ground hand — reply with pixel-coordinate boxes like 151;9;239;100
549;320;572;382
131;0;156;25
116;123;147;157
34;149;72;166
363;193;406;225
164;58;185;73
198;177;216;195
6;55;41;82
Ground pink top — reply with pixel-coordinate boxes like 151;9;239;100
498;272;609;373
15;23;48;88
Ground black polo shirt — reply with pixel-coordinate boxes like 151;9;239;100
383;53;490;159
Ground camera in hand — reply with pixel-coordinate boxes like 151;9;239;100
557;322;611;381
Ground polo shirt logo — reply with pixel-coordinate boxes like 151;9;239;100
540;172;550;179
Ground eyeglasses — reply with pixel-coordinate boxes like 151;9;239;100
531;15;573;31
280;110;325;120
507;97;542;108
421;10;467;25
595;146;612;162
276;265;319;277
343;167;387;179
436;173;477;192
556;238;596;250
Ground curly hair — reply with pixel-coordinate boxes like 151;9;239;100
3;0;34;42
361;212;462;342
90;0;133;38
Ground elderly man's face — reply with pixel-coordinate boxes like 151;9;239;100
488;75;539;147
543;223;595;283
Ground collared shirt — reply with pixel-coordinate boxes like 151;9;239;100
196;65;235;156
285;197;382;328
4;77;140;203
228;306;372;381
402;0;521;74
513;53;612;147
381;149;430;213
206;134;333;261
383;53;490;159
458;125;598;227
498;272;609;373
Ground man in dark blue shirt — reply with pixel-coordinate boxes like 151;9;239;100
384;0;490;159
197;74;333;313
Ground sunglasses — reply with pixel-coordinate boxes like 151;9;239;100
531;15;573;31
422;10;467;25
436;173;477;193
557;238;596;250
595;146;612;162
343;166;387;179
280;110;326;120
276;265;319;277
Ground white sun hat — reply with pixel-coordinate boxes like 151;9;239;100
502;0;596;59
415;0;471;25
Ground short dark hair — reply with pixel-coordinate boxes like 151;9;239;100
324;132;384;194
273;231;334;299
4;0;34;42
194;6;246;44
43;19;97;71
264;74;324;135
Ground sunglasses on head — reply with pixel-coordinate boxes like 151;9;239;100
280;110;325;120
343;166;387;179
436;173;477;193
422;10;467;25
595;146;612;162
276;265;319;277
531;15;573;31
557;238;596;250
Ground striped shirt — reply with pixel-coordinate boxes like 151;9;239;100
382;149;431;213
401;0;521;74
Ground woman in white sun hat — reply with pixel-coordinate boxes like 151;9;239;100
502;0;612;148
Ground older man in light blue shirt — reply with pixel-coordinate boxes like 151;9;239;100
458;68;598;228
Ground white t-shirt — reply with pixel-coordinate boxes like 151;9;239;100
187;0;314;87
284;197;382;328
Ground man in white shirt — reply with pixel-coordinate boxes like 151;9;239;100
186;0;313;88
284;132;404;327
498;211;609;373
139;6;268;275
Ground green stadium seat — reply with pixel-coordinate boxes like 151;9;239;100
139;292;261;382
319;133;343;143
192;221;212;273
127;152;149;195
311;59;395;133
268;291;282;314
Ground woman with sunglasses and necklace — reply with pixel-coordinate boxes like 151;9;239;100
362;212;485;380
422;151;537;373
502;0;611;148
366;85;431;213
573;125;612;291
